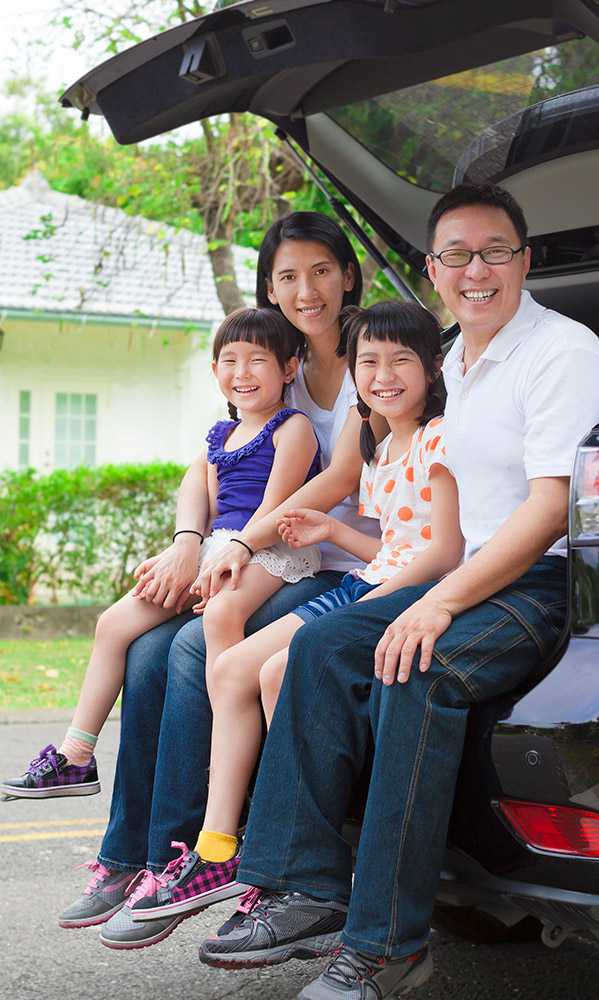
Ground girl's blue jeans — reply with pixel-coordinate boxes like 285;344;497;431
237;556;567;959
98;570;342;873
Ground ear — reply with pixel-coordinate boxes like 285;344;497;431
425;254;438;291
211;359;218;377
521;244;532;283
266;279;278;306
283;356;299;383
343;261;356;292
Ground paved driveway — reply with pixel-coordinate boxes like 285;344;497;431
1;719;598;1000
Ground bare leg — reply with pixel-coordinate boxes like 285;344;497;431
202;609;304;836
69;592;192;737
259;647;290;728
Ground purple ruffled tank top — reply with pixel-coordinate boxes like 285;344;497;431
206;407;321;532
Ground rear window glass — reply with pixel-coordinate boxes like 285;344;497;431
329;37;599;193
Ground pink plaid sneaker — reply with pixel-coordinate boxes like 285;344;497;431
131;840;248;922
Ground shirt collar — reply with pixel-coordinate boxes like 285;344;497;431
442;291;543;379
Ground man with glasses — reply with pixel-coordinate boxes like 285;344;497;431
198;184;599;998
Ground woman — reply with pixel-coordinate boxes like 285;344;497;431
62;212;383;951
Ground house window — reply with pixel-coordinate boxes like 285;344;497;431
55;393;97;468
18;390;31;468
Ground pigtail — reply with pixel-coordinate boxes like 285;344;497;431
227;401;238;421
337;304;365;357
420;360;447;426
357;394;377;465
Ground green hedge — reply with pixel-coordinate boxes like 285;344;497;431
0;463;186;605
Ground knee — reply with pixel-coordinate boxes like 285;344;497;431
259;653;286;701
209;646;242;695
94;603;123;642
202;593;242;638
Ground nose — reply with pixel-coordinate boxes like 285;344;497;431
376;361;395;383
463;253;491;281
235;359;251;379
297;272;317;300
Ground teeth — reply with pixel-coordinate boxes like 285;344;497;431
299;306;324;314
462;290;496;301
374;389;403;398
234;387;258;393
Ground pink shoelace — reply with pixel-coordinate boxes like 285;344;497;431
236;886;264;914
124;841;191;908
78;860;113;895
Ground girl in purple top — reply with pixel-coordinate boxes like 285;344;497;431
3;307;320;801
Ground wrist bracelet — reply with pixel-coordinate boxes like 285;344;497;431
230;538;254;558
172;529;204;544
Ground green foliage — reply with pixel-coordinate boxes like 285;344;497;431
0;463;185;606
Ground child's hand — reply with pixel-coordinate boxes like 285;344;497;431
278;509;332;548
192;599;207;615
189;574;203;597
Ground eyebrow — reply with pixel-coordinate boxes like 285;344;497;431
441;235;513;248
276;259;332;275
357;348;416;358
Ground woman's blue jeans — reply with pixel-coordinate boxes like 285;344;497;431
98;570;342;873
237;557;567;958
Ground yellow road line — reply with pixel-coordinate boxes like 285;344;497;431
0;828;106;843
0;817;107;831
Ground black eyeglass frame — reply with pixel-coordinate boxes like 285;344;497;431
428;245;527;268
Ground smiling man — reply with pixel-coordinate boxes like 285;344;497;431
198;184;599;999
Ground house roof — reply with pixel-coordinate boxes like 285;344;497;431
0;172;258;325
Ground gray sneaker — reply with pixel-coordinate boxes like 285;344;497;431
59;861;134;928
99;869;190;950
199;887;347;969
298;946;433;999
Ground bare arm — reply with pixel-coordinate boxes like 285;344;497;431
374;476;569;684
359;466;463;600
132;450;210;610
199;406;366;597
279;508;382;563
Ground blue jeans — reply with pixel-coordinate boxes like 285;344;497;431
237;557;567;958
98;571;342;873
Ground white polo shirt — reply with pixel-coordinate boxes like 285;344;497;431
442;291;599;561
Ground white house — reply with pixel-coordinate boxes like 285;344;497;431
0;172;258;472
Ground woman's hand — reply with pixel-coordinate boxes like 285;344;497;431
196;541;252;600
132;537;202;613
374;598;452;686
278;509;332;548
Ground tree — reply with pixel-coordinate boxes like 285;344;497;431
47;0;307;313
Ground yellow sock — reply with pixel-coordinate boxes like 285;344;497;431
196;829;238;863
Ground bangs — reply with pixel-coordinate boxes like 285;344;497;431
213;307;303;367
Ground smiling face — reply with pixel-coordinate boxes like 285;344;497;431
212;340;297;417
426;204;531;342
266;239;355;342
353;331;429;426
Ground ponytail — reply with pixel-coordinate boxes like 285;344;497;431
227;401;238;420
357;394;377;465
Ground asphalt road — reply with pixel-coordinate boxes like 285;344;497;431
1;719;598;1000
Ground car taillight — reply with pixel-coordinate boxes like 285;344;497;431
498;799;599;858
570;428;599;543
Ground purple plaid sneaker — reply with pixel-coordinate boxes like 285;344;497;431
0;744;100;799
131;840;248;922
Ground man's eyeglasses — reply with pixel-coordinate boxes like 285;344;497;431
429;245;526;268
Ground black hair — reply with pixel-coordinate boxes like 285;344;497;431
212;306;302;420
426;183;528;249
343;300;446;464
256;211;363;357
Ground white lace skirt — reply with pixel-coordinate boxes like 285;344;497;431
200;528;321;584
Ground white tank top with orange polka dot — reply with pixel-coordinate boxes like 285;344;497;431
354;417;446;586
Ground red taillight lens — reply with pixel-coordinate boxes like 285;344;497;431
498;799;599;858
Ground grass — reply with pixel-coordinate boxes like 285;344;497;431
0;638;94;710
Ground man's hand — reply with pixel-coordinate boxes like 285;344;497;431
374;598;452;686
278;509;332;548
132;537;201;612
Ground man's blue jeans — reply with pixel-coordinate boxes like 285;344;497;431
98;570;342;874
237;556;567;958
